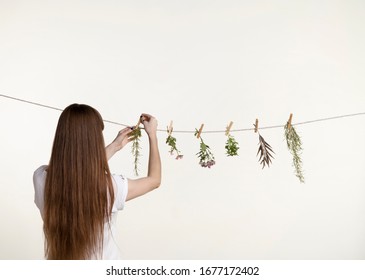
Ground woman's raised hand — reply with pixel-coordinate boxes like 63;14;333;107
140;113;158;137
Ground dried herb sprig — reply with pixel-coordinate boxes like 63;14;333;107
257;134;275;168
284;123;305;183
194;129;215;168
166;135;183;160
130;126;142;176
225;134;239;156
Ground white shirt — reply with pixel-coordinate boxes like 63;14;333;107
33;165;128;259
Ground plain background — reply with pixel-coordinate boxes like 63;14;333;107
0;0;365;259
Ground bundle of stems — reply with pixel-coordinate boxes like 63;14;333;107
225;134;239;156
131;119;143;176
166;134;183;159
257;134;275;168
194;129;215;168
284;123;305;183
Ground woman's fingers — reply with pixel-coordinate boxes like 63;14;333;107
120;126;132;135
140;113;153;122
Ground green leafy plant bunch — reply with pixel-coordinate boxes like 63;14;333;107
284;123;305;183
166;134;183;160
130;126;142;176
225;134;239;156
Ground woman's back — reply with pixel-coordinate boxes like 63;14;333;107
34;104;161;259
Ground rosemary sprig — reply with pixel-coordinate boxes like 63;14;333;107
284;123;305;183
130;127;142;176
257;134;275;168
225;134;239;156
166;135;183;160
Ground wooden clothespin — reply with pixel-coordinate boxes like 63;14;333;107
167;120;173;136
225;121;233;136
196;123;204;139
287;113;293;129
254;118;259;133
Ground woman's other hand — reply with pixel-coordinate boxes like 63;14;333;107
106;127;133;160
140;113;158;137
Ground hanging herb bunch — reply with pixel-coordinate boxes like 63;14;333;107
284;115;305;183
254;119;275;168
166;135;183;160
226;135;239;156
257;134;275;168
225;122;239;156
195;128;215;168
166;122;183;160
130;121;142;176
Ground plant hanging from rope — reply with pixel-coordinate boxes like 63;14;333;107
195;127;215;168
166;135;183;160
130;119;142;176
284;115;305;183
257;134;275;168
254;119;275;168
225;121;239;156
165;121;183;160
225;135;239;156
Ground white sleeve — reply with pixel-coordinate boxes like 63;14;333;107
111;174;128;211
33;165;48;215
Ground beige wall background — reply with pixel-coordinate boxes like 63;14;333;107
1;0;365;259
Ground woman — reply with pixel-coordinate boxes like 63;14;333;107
33;104;161;259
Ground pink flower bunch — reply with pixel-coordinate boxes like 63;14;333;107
195;133;215;169
199;159;215;168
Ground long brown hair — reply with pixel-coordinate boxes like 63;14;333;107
44;104;114;259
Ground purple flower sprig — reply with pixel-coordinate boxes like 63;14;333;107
195;129;215;168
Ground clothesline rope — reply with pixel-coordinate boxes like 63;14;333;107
1;93;365;133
